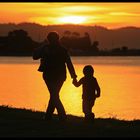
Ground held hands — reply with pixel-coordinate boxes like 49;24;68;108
72;77;77;86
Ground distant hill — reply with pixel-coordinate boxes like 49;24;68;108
0;22;140;50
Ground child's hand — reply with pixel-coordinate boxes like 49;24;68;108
96;94;100;98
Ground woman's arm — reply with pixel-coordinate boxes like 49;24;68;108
32;45;45;60
65;52;77;79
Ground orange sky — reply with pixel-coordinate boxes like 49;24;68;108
0;2;140;29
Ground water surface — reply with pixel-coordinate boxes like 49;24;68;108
0;56;140;120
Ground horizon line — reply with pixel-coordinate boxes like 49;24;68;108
0;21;140;30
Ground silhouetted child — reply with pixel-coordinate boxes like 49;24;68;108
73;65;101;122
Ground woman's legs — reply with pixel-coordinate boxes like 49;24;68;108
43;76;66;120
49;80;66;120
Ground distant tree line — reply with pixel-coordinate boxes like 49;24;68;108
60;30;99;55
109;46;140;56
0;29;39;56
0;29;140;56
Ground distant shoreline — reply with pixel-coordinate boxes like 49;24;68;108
0;54;140;57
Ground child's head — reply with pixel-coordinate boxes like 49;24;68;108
83;65;94;77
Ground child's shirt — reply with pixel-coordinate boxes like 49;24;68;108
73;76;100;100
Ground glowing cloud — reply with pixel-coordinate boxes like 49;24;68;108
58;16;87;24
0;3;140;28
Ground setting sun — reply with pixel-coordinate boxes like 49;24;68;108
0;3;140;29
58;16;87;24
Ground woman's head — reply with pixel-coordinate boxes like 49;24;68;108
83;65;94;77
47;31;59;44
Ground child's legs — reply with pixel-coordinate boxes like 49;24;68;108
82;99;95;120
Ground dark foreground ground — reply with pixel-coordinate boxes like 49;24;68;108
0;105;140;138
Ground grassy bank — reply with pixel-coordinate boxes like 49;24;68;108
0;105;139;137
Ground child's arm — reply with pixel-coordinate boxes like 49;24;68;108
72;78;83;87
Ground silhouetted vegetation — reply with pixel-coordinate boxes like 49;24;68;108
0;29;40;56
0;23;140;56
0;105;140;137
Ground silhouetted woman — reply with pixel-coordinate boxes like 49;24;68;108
33;31;77;121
